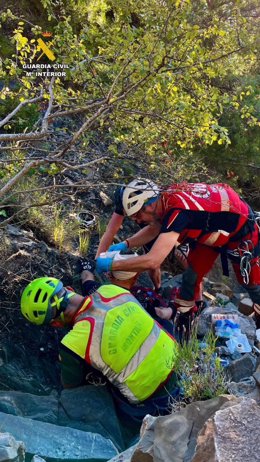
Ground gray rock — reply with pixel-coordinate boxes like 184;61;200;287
59;386;124;450
0;432;25;462
160;274;182;299
0;391;58;424
107;445;138;462
193;398;260;462
0;412;118;462
196;305;256;345
228;377;257;396
130;395;238;462
253;364;260;386
31;457;46;462
6;225;23;237
99;191;113;206
226;353;257;382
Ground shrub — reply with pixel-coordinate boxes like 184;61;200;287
175;330;228;402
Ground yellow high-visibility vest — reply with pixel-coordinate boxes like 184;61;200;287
61;284;178;403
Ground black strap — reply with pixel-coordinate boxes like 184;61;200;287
220;247;229;277
230;207;256;242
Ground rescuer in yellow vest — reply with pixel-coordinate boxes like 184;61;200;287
20;275;179;420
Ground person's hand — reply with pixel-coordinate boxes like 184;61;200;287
96;255;114;273
108;241;128;252
149;267;161;290
155;307;173;320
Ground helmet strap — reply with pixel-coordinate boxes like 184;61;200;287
144;195;159;207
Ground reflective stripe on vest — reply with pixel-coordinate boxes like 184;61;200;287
62;284;177;403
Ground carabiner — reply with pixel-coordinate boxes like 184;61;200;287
240;253;251;285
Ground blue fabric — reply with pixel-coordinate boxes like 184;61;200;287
111;380;181;423
96;256;114;273
108;242;128;252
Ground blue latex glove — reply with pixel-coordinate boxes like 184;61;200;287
96;256;114;273
108;241;128;252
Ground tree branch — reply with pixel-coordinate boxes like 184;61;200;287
53;105;111;158
47;98;106;120
0;156;108;201
0;132;49;142
0;159;46;199
0;93;43;129
41;77;55;132
0;201;53;227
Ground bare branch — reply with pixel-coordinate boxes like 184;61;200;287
41;77;55;132
0;132;49;142
0;159;45;200
118;108;182;128
0;93;43;129
0;156;108;201
163;47;244;74
1;179;127;202
0;201;53;227
58;156;108;171
53;105;111;158
0;146;31;151
106;50;140;102
47;98;106;120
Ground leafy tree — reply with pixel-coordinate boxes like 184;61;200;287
196;74;260;204
0;0;259;224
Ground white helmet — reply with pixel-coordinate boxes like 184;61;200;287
122;179;160;216
99;251;138;280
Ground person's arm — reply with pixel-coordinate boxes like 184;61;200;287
59;344;105;388
111;231;180;272
127;223;161;249
96;212;124;257
59;345;88;389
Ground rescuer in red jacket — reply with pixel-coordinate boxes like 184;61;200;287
96;180;260;328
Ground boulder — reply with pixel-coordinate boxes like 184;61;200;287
31;457;46;462
0;387;125;452
130;395;237;462
226;353;257;382
228;377;257;396
112;396;260;462
0;391;58;424
59;386;124;450
0;432;25;462
192;398;260;462
0;412;118;462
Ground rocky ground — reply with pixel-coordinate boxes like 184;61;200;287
0;180;260;461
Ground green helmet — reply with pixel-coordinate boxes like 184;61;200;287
21;277;67;325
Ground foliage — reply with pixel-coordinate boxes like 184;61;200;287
175;330;228;401
78;230;90;256
0;0;259;221
97;216;108;241
196;74;260;203
53;205;65;250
